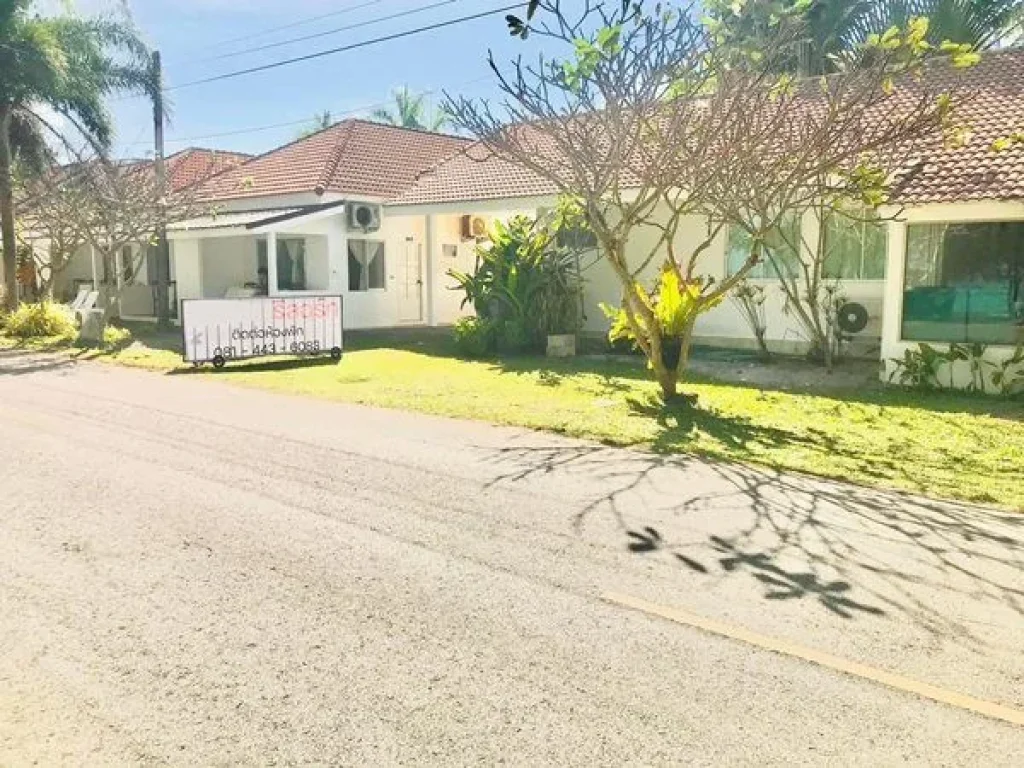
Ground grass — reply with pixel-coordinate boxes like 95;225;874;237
3;327;1022;510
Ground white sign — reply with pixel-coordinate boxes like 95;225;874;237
181;296;344;365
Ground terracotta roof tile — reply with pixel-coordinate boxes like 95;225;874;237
165;148;252;192
392;48;1024;208
198;119;471;202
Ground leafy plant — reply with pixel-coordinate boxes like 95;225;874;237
889;341;1024;396
731;279;770;359
602;267;715;371
990;345;1024;397
3;301;76;340
452;317;494;358
102;325;133;350
496;318;531;354
448;214;582;354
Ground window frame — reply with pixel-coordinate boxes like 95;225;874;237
900;220;1024;345
822;211;888;281
257;236;309;292
347;238;387;293
726;216;803;280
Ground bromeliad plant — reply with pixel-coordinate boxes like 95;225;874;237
602;267;719;379
448;214;582;354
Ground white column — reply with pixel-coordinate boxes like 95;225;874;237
880;220;908;381
114;246;125;318
172;238;202;301
267;230;279;296
424;214;436;326
90;244;99;290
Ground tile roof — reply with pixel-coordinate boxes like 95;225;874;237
892;48;1024;205
392;48;1024;208
165;148;252;192
198;119;471;202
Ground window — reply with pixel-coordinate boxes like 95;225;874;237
122;246;136;284
257;238;307;291
348;239;386;291
727;216;801;278
557;223;598;251
902;222;1024;345
823;213;887;280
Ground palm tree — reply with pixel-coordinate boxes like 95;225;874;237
711;0;1022;75
297;110;334;139
370;87;449;132
0;0;152;310
806;0;1023;72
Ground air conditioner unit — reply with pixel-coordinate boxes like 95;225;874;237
837;299;883;336
347;202;382;233
461;214;489;241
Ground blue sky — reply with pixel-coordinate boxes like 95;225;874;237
73;0;551;158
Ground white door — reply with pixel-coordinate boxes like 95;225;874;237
398;238;424;323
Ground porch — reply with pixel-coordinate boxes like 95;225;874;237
168;203;438;330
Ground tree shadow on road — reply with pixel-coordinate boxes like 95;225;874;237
478;434;1023;638
0;348;76;377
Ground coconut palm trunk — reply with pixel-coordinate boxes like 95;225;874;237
0;104;17;311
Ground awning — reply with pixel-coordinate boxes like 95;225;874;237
170;200;348;235
169;208;302;233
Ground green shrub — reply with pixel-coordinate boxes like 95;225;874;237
102;325;133;350
453;317;494;358
497;319;531;354
3;302;77;340
448;210;583;349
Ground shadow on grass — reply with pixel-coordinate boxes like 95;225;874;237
345;327;1023;421
624;393;818;455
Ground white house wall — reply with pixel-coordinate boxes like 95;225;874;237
199;236;257;299
391;198;885;354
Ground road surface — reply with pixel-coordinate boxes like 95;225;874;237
1;349;1022;765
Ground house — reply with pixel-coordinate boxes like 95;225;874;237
46;147;252;315
167;120;472;328
383;48;1024;388
46;50;1021;389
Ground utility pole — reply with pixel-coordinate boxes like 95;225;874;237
152;50;171;329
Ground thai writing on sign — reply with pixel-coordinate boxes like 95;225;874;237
181;296;343;364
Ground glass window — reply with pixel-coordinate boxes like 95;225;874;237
727;216;801;278
902;222;1024;345
823;212;887;279
348;239;386;291
257;238;307;291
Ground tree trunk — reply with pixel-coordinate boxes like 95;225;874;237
0;105;19;312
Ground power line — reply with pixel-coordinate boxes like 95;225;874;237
191;0;388;53
198;0;464;64
165;4;520;93
123;77;491;148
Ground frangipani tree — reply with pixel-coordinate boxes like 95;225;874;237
445;0;973;400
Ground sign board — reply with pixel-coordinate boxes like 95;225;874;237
181;296;344;366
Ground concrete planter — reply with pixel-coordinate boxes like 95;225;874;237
546;333;577;358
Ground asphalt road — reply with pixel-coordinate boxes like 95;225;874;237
1;349;1022;766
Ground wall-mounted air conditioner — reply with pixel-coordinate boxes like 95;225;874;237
461;214;489;241
348;202;382;233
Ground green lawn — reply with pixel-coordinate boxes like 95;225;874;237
3;328;1022;510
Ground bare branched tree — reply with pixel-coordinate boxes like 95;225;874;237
17;151;207;308
444;0;973;400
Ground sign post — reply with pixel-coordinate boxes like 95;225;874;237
181;295;344;368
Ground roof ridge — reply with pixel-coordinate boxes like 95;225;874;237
315;122;354;196
346;117;471;143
